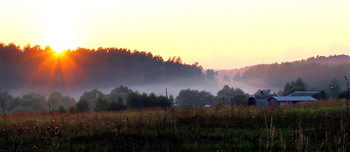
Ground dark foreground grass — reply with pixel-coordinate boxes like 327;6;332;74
1;99;350;151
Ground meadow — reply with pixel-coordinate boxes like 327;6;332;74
1;99;350;151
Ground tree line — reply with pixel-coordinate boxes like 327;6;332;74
174;85;250;107
0;86;172;113
0;84;252;113
0;43;216;93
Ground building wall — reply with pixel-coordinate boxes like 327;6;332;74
256;99;268;106
279;101;293;106
268;98;279;106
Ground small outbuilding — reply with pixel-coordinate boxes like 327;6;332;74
249;91;277;106
268;96;317;106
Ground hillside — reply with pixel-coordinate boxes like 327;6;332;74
217;55;350;93
0;43;214;95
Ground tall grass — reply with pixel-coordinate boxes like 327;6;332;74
0;99;349;151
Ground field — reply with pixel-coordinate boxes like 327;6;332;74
1;99;350;151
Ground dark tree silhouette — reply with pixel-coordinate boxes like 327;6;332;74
216;85;249;105
282;78;307;96
0;43;211;93
76;99;89;112
126;92;171;109
175;89;215;107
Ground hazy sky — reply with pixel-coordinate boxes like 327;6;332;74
1;0;350;69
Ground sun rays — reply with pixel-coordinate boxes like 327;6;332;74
27;49;88;92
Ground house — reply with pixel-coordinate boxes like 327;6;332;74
289;91;320;100
268;96;317;106
248;91;277;106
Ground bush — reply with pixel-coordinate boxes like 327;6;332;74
76;99;89;112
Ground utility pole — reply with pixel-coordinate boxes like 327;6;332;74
345;76;349;111
330;86;334;99
166;88;168;98
1;95;5;129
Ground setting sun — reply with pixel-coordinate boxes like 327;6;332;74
53;49;64;54
43;25;80;52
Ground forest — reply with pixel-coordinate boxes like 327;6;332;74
0;43;216;95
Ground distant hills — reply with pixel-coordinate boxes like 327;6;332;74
217;55;350;92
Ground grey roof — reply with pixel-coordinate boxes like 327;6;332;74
270;96;317;102
289;91;318;96
252;93;276;99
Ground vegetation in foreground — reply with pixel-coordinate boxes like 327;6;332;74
1;99;350;151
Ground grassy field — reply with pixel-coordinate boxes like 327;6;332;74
1;99;350;151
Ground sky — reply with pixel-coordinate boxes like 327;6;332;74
1;0;350;69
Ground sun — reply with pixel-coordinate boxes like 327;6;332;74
43;29;80;52
43;19;80;53
55;50;65;54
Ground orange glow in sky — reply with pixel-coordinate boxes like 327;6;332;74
1;0;350;69
27;49;88;92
